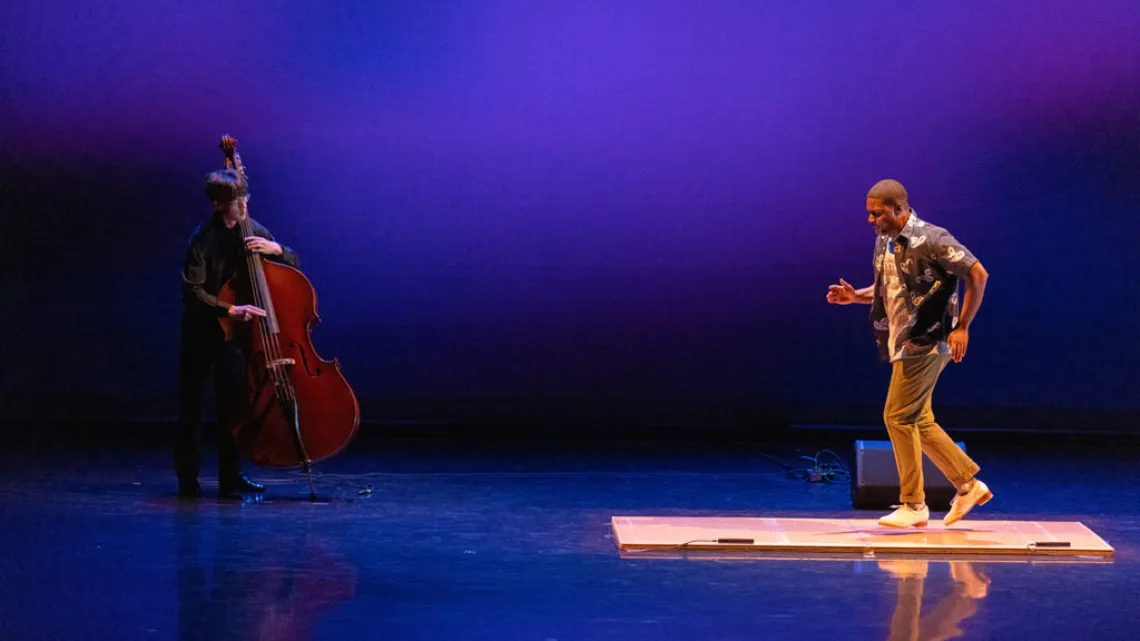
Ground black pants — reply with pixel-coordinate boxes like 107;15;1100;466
175;318;247;485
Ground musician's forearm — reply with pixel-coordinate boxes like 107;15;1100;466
187;285;232;317
271;245;298;267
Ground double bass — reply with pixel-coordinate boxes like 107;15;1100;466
215;135;359;498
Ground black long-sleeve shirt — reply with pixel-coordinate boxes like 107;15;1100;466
181;214;299;321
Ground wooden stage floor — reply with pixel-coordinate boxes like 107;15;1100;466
611;516;1115;557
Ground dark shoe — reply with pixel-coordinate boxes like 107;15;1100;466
219;474;266;497
178;481;204;498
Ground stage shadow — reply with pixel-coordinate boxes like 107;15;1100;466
822;527;997;536
816;526;1005;549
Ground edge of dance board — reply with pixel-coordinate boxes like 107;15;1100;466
611;516;1115;557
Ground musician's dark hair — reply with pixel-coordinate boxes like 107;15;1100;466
203;168;248;203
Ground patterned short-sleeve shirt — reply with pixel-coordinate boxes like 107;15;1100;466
870;210;978;362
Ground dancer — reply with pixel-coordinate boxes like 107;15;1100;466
827;179;991;527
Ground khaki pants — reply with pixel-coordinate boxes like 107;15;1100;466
884;353;980;505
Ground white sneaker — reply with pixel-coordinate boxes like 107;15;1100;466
878;504;930;528
943;480;993;526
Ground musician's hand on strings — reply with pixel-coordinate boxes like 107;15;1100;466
219;135;237;155
228;305;267;322
245;237;283;256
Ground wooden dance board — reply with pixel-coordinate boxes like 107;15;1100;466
611;516;1114;557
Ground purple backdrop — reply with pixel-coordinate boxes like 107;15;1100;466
3;1;1139;426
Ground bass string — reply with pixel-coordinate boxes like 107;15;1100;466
241;216;289;395
230;152;283;383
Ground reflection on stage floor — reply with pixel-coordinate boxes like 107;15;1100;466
0;436;1136;640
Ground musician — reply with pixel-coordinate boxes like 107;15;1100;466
176;166;299;498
